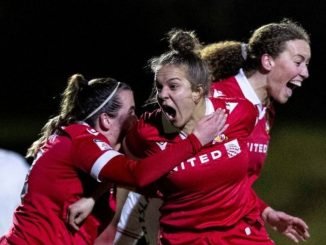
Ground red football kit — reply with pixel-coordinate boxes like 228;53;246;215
211;69;275;212
124;97;274;244
0;123;203;245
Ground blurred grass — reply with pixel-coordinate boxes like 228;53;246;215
1;117;325;244
0;115;48;156
254;121;326;245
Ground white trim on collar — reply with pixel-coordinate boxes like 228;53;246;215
235;69;261;106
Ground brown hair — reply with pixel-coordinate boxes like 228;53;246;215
26;74;131;158
146;29;210;105
201;19;310;81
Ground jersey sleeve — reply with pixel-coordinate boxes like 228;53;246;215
69;128;123;179
123;116;154;159
250;188;269;214
67;123;203;188
99;133;202;188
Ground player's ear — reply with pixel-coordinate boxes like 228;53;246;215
261;54;274;71
192;86;204;104
98;113;111;131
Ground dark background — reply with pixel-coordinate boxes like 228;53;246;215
1;1;325;244
1;1;325;131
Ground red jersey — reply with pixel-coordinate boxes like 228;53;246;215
2;123;203;245
124;97;258;232
211;69;275;211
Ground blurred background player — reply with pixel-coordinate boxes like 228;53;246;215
0;148;29;236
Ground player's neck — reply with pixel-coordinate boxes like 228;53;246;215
247;72;269;105
182;98;206;135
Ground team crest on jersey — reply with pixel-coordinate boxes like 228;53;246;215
224;139;241;158
213;89;225;98
213;134;228;144
93;139;112;151
156;142;168;151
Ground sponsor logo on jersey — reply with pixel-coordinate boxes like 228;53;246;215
247;142;268;153
156;142;168;151
172;149;222;172
224;139;241;158
171;140;243;172
93;139;112;151
87;128;99;136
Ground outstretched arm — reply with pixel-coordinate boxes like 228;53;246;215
99;109;228;187
68;109;227;231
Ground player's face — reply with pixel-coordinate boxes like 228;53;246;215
155;65;198;129
109;89;135;148
266;39;310;104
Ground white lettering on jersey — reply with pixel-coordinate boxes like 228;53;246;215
172;150;222;172
247;142;268;153
213;89;225;98
224;139;241;158
156;142;168;151
225;102;238;114
94;139;112;151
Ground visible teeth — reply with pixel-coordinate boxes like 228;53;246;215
290;81;302;87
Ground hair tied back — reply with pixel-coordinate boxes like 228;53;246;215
241;43;248;60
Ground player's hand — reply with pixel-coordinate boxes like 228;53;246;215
193;108;228;146
262;207;310;243
67;197;95;231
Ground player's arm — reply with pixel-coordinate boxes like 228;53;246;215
98;108;227;187
68;109;227;230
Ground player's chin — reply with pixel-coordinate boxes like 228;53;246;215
171;117;184;129
279;97;290;104
275;94;291;104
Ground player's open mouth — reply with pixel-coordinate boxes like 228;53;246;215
162;105;176;120
287;80;302;91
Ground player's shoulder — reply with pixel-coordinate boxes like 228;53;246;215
62;123;101;139
211;76;236;88
210;96;257;117
211;76;239;96
210;96;253;106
